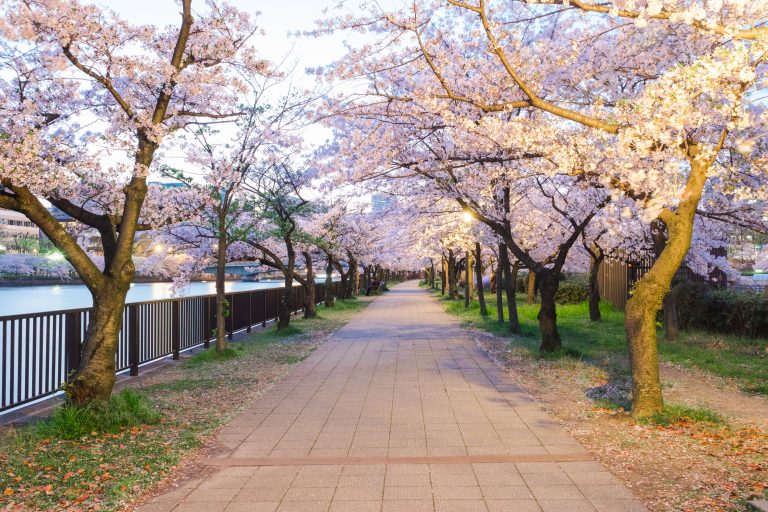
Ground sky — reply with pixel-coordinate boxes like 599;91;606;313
98;0;365;86
68;1;403;204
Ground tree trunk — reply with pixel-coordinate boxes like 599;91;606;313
589;252;604;322
663;288;678;341
537;271;562;352
215;222;228;351
303;252;316;319
278;253;295;330
430;261;436;289
441;257;447;296
625;156;708;418
464;250;471;308
475;242;487;316
448;251;459;299
500;245;520;334
66;282;130;405
325;253;335;307
527;270;536;305
495;255;503;323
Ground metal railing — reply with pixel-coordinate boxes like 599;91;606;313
0;281;341;413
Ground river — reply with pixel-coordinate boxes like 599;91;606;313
0;280;306;316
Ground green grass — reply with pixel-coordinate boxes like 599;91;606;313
429;285;768;397
640;404;725;427
0;297;370;511
185;346;242;367
36;390;161;441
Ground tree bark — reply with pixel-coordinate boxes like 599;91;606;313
495;254;503;323
500;245;521;334
588;250;604;322
277;250;295;330
475;242;487;316
324;253;335;307
430;261;436;289
303;251;316;319
441;256;447;296
527;270;536;305
448;251;459;299
464;250;471;308
65;283;130;405
663;288;678;341
625;155;709;418
215;236;228;351
537;271;562;352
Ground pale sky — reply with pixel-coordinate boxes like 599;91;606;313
82;1;397;201
96;0;366;82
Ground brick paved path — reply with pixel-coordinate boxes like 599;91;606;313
139;281;646;512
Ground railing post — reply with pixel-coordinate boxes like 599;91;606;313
64;312;81;380
247;292;252;333
172;300;180;360
129;305;139;376
227;293;234;340
203;297;211;349
262;290;267;327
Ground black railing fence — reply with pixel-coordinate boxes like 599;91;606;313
0;281;342;413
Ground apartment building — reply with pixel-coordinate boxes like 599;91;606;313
0;208;40;252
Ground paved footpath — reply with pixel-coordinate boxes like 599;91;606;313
138;281;646;512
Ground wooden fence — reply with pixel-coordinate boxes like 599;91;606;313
598;250;727;310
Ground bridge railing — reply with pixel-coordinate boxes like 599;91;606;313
0;281;342;413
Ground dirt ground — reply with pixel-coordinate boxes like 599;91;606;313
470;329;768;512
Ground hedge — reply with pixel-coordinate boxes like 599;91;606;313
555;282;591;305
674;281;768;338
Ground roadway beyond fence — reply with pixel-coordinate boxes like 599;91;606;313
138;280;646;512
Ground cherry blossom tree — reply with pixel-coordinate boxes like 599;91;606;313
243;163;317;329
161;78;311;350
0;0;266;404
317;0;768;417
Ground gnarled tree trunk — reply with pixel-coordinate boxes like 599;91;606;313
215;214;228;350
475;242;487;316
663;288;679;341
625;156;708;417
498;243;520;333
303;251;316;319
527;270;536;305
325;253;335;307
448;250;459;299
278;250;295;330
66;280;131;405
588;249;604;322
495;254;503;323
441;256;447;295
464;251;472;308
537;271;562;352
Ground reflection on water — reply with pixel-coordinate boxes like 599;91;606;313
0;280;298;316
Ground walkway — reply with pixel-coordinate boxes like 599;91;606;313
138;281;646;512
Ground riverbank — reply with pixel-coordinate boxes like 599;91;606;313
0;297;371;511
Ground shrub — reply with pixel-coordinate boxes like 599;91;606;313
555;282;590;305
675;281;768;338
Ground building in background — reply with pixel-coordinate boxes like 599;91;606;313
0;209;40;253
